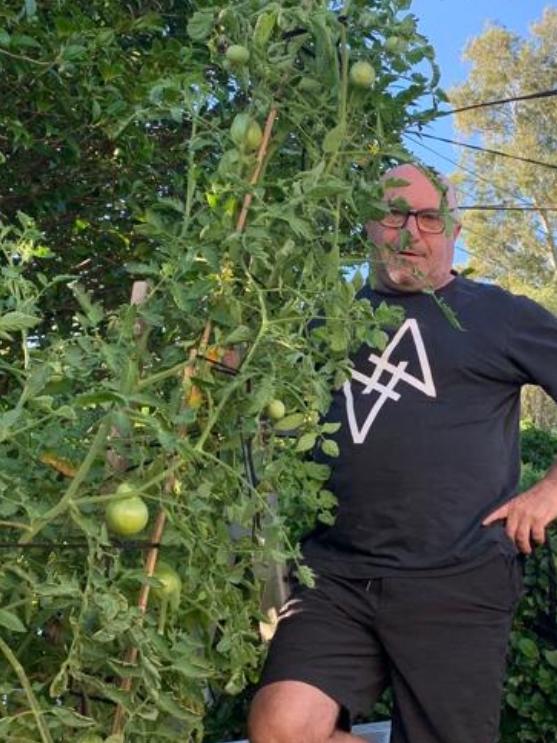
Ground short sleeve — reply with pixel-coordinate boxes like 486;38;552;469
506;295;557;402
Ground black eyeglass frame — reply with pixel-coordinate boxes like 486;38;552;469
379;208;454;234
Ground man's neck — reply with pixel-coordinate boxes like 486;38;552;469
370;272;456;295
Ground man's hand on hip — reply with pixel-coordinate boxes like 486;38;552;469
483;478;557;555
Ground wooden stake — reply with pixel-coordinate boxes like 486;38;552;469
236;106;278;233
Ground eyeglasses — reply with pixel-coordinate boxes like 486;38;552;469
379;209;447;234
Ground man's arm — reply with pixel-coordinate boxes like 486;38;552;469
483;457;557;555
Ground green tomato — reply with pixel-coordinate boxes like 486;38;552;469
105;492;149;537
384;36;403;53
230;113;262;151
349;61;376;88
152;563;182;601
245;120;263;151
226;44;250;65
266;399;286;420
230;113;252;147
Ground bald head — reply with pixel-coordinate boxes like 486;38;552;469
366;163;462;293
381;163;460;216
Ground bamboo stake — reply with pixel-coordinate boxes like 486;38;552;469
111;105;279;736
236;106;278;233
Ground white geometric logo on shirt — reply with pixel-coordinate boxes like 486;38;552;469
343;318;436;444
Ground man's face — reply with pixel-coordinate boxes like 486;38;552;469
366;166;461;293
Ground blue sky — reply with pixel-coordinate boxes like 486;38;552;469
405;1;551;264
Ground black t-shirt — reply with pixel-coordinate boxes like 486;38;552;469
301;276;557;578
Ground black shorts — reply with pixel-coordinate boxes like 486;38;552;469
256;552;524;743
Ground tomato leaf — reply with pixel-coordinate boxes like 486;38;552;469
187;10;214;41
254;10;276;48
321;438;340;457
0;311;40;333
323;124;345;153
321;422;341;434
274;413;305;431
296;432;317;452
0;609;26;632
50;708;95;728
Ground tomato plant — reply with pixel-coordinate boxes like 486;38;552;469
0;0;443;740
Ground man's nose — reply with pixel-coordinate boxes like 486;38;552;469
405;213;421;238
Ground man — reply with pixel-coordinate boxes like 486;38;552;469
248;164;557;743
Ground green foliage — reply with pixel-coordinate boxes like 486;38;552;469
500;428;557;742
448;9;557;295
520;421;557;472
0;0;444;740
502;537;557;740
448;5;557;505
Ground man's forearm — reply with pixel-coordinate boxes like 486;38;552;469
538;456;557;491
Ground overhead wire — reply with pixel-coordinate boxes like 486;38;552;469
437;86;557;116
405;130;557;172
459;206;557;212
403;136;536;273
403;132;553;245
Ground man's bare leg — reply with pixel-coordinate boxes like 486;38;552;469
248;681;374;743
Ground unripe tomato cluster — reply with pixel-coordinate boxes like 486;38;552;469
104;488;181;607
223;42;376;157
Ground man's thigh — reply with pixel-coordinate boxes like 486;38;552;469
254;571;389;731
376;553;524;743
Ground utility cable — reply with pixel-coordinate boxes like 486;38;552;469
403;133;553;245
404;143;534;274
459;206;557;212
437;87;557;117
406;130;557;172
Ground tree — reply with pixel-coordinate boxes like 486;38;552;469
0;1;442;740
447;9;557;295
448;9;557;431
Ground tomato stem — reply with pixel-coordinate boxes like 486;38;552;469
0;635;54;743
157;597;168;635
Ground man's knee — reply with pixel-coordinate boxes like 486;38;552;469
247;680;341;743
